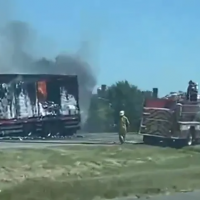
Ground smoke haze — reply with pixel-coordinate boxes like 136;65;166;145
0;1;97;126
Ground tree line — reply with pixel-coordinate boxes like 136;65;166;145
84;80;153;133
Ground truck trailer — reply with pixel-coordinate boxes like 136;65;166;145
0;74;81;138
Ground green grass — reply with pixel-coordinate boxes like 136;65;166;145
0;144;200;199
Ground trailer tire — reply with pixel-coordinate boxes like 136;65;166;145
42;121;60;138
143;135;154;145
23;123;36;137
186;132;194;146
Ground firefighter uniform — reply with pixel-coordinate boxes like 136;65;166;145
118;110;130;144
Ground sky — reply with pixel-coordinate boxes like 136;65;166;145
6;0;200;95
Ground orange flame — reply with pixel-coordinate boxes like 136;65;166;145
38;81;47;99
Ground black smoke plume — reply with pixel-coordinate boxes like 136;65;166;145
0;20;97;126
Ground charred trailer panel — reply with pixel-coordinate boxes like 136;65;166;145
0;74;81;138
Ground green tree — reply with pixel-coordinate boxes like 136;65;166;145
85;94;113;132
85;80;152;133
107;81;143;132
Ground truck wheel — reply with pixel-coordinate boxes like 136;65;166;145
143;135;153;145
186;133;193;146
178;132;194;147
176;133;194;148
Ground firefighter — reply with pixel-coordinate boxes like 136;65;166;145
187;80;198;101
186;80;193;100
118;110;130;144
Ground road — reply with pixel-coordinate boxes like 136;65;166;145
0;132;143;148
140;191;200;200
0;132;199;200
114;191;200;200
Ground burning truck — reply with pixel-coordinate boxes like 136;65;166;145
0;74;81;138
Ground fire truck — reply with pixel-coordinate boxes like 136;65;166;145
139;83;200;147
0;74;81;138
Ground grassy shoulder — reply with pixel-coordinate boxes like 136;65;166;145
0;144;200;200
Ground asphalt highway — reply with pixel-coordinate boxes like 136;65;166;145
116;191;200;200
0;132;143;148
